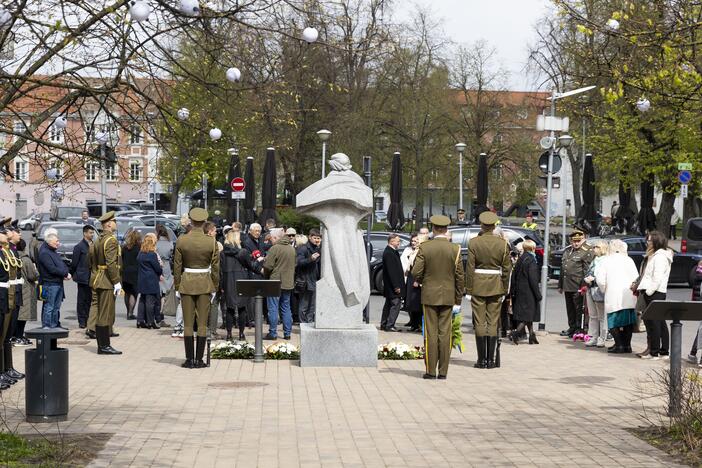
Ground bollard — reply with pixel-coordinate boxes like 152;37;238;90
254;295;264;363
24;328;69;423
669;320;683;417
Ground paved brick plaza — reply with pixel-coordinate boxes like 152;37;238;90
0;316;686;467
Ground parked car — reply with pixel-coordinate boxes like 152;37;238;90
123;225;178;249
86;202;140;217
18;212;51;231
50;205;85;221
32;222;97;265
375;210;387;223
548;235;701;287
447;225;545;269
682;217;702;254
367;231;411;293
114;218;149;243
133;215;181;233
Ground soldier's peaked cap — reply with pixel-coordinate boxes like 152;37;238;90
570;227;585;239
430;215;451;227
189;207;209;222
98;211;116;223
479;211;499;225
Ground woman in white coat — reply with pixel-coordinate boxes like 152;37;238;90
637;231;673;359
595;239;639;354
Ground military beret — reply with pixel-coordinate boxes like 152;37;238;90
430;214;451;227
479;211;499;225
98;211;116;223
189;207;209;222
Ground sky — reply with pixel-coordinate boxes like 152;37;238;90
394;0;553;91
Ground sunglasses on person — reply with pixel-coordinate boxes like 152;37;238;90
288;234;295;237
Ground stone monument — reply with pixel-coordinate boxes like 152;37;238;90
297;153;377;367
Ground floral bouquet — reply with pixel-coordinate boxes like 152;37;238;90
452;305;464;353
377;342;424;360
211;341;255;359
265;342;300;360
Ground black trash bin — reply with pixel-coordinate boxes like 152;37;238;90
24;327;69;423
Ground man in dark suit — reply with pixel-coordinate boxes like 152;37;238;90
381;233;405;332
70;225;95;328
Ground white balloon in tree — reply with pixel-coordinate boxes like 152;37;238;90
226;67;241;82
302;27;319;43
0;8;12;27
177;108;190;120
179;0;200;16
636;98;651;112
606;18;620;31
129;0;152;22
54;116;68;129
209;128;222;140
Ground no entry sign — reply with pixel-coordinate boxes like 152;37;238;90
231;177;245;192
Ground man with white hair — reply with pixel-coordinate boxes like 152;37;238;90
263;228;296;340
37;231;70;329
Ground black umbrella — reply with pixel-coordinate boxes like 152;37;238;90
637;176;656;235
226;150;242;224
243;156;256;225
386;152;405;231
259;147;277;224
614;180;636;233
576;153;598;234
473;152;489;222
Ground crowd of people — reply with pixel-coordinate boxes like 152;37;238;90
1;200;691;380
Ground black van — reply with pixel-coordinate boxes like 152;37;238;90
682;217;702;253
86;202;140;217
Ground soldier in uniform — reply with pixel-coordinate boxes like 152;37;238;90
455;209;469;225
0;220;22;388
3;219;25;381
173;208;220;369
411;215;464;380
465;211;512;369
558;228;593;337
89;211;122;355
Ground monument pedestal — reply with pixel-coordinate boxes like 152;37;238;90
300;323;377;367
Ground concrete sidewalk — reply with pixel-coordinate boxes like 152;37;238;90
0;321;686;467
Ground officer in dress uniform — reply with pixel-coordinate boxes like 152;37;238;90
0;220;22;388
89;211;122;355
412;215;464;380
173;208;220;369
3;219;24;381
454;209;469;225
465;211;512;369
558;228;593;337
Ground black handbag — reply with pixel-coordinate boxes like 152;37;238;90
294;278;306;293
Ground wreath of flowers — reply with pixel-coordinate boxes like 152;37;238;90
378;342;424;360
211;341;300;360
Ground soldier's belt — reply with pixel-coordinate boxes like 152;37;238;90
475;269;501;275
0;282;8;288
184;268;211;273
9;279;23;285
97;265;108;270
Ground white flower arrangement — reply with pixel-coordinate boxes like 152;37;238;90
266;342;300;359
378;342;424;360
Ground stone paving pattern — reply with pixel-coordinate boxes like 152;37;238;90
0;319;688;467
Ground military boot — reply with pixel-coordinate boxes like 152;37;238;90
4;341;23;380
486;336;498;369
181;336;194;368
473;336;487;369
194;337;207;368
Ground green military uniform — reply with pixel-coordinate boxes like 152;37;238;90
558;229;593;336
465;211;512;369
411;215;464;379
89;211;122;355
173;207;220;369
0;219;22;387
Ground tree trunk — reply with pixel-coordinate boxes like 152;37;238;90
656;191;675;234
169;181;182;213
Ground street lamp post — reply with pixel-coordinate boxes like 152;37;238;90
455;143;466;211
539;85;595;331
228;147;240;223
363;156;372;325
558;134;574;249
317;129;331;179
96;130;109;216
